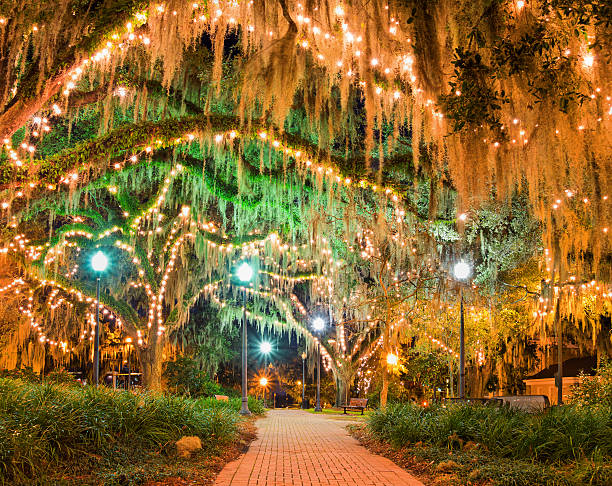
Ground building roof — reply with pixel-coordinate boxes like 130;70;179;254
526;356;597;380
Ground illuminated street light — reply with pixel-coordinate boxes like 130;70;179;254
453;260;472;399
386;353;399;366
237;262;254;282
91;251;109;386
311;317;326;412
259;377;268;387
260;341;272;354
312;316;325;331
91;251;108;272
236;260;257;415
454;261;471;280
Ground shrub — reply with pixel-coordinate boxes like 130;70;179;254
570;358;612;409
367;401;612;463
163;356;223;397
0;378;241;483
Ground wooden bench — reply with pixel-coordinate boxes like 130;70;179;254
214;395;229;402
343;398;368;415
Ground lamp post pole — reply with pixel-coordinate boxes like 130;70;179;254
459;286;465;399
301;352;306;408
94;276;101;385
241;289;250;415
453;260;470;400
91;250;108;386
315;341;322;412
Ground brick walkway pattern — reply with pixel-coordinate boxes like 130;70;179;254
214;409;423;486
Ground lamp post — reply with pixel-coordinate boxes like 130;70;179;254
260;341;272;408
259;377;268;408
91;251;108;386
301;352;307;408
453;261;471;399
237;261;255;415
312;317;325;412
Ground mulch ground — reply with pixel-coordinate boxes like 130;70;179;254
143;418;259;486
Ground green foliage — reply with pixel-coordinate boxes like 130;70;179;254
0;378;240;483
163;356;222;397
439;48;509;134
570;359;612;409
367;402;612;463
466;187;542;291
44;369;78;385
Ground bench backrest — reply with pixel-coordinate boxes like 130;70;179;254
349;398;368;408
494;395;550;412
215;395;229;402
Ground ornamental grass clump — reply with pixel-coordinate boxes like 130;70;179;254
367;401;612;463
0;378;240;482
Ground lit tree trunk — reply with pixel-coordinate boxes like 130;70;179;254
139;337;164;391
380;367;389;407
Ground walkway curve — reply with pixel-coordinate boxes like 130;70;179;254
214;409;423;486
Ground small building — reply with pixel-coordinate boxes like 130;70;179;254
523;356;596;405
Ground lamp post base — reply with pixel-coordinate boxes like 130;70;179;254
240;397;251;415
314;404;322;412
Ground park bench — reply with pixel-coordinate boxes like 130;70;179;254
493;395;550;412
343;398;368;415
214;395;229;402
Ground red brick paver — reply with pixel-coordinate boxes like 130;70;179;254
214;409;423;486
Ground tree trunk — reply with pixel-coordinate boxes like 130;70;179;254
139;339;164;391
380;368;389;408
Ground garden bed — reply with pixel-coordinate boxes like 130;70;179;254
349;402;611;485
0;378;261;485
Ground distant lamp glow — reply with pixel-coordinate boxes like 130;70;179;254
516;0;524;11
259;377;268;387
237;262;254;282
454;261;471;280
312;317;325;331
260;341;272;354
297;380;302;385
301;352;307;360
386;353;399;366
91;251;108;272
583;53;594;68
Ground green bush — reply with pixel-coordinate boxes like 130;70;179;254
367;401;612;463
163;356;223;397
570;359;612;409
0;378;240;483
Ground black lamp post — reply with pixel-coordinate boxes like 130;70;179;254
453;261;471;399
301;352;307;408
312;317;325;412
91;251;108;386
237;261;256;415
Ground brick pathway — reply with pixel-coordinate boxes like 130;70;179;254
214;409;423;486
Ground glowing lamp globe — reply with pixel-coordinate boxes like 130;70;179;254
259;377;268;387
454;261;471;280
260;341;272;354
91;251;108;272
301;352;307;360
312;317;325;332
237;262;254;282
386;353;399;366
